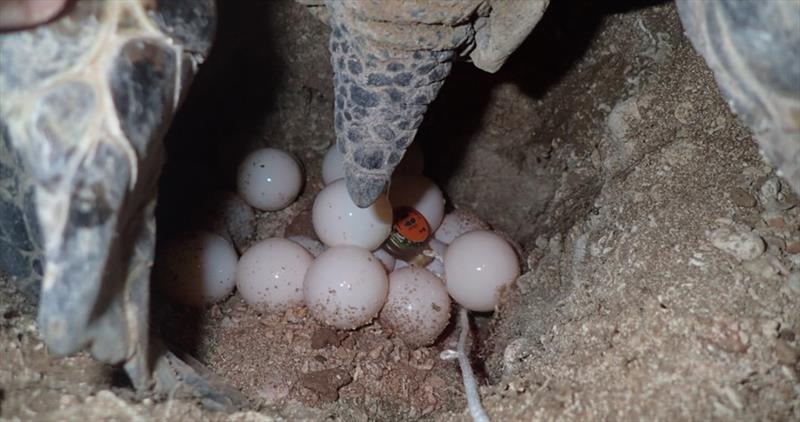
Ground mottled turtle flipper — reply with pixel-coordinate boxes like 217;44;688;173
322;0;549;207
677;0;800;193
0;0;242;408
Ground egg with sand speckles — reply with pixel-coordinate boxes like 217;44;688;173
237;238;314;312
155;231;238;306
380;267;451;348
312;179;393;250
304;245;388;330
444;230;520;312
237;148;303;211
434;208;490;244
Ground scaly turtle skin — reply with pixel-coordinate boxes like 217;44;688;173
320;0;798;205
0;0;245;409
676;0;800;193
319;0;549;206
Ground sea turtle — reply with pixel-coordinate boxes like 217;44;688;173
0;0;797;410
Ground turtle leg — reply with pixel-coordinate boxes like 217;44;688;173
676;0;800;193
327;0;478;207
0;0;244;409
324;0;550;207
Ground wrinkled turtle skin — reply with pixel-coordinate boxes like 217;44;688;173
0;0;246;410
310;0;798;207
676;0;800;192
0;0;798;413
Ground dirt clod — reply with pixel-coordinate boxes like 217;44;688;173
299;368;353;402
730;188;757;208
310;327;343;349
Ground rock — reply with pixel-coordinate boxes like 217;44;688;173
762;211;788;229
708;227;765;261
759;178;782;205
786;239;800;255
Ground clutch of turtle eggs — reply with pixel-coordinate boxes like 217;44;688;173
155;144;519;348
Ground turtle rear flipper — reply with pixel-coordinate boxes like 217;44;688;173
677;0;800;192
0;0;244;410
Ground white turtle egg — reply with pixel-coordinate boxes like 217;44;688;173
304;245;388;330
156;231;237;306
380;267;451;348
236;238;314;312
321;145;345;185
237;148;303;211
312;179;393;250
373;248;396;273
393;142;424;176
389;175;445;231
444;230;520;312
287;235;326;257
434;208;490;244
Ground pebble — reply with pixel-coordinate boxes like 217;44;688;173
708;227;765;261
775;340;799;366
759;178;782;204
788;272;800;294
730;188;757;208
786;240;800;255
762;211;788;229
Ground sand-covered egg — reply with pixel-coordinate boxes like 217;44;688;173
389;175;445;232
312;179;393;250
237;148;303;211
304;245;388;330
155;231;238;306
236;238;314;312
380;267;451;348
444;230;520;312
434;208;490;244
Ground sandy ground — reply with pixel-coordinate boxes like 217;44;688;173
2;0;798;421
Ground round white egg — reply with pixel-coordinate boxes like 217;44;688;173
389;175;445;232
156;231;238;306
304;245;388;330
237;148;303;211
236;238;314;312
312;179;393;250
321;145;345;185
434;208;490;244
380;267;451;348
444;230;520;312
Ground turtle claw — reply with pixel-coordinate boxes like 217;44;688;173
150;345;249;412
344;165;389;208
